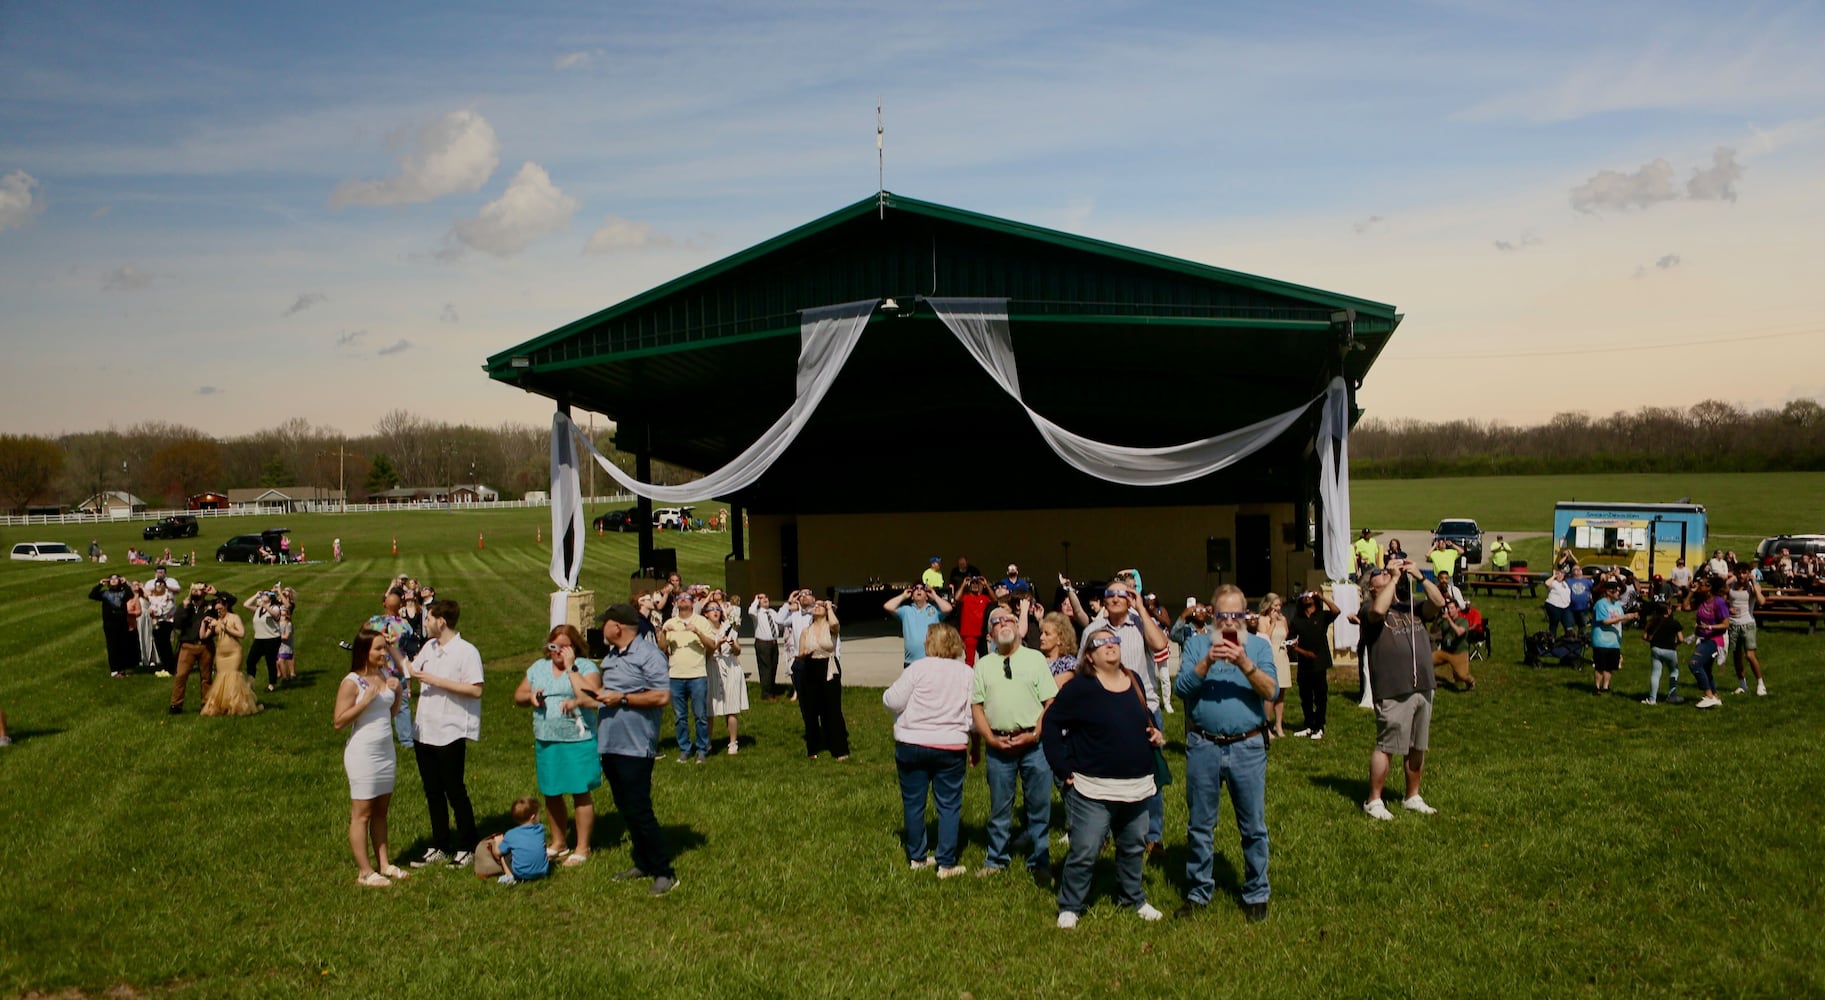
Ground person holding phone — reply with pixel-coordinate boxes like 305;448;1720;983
1360;560;1447;821
513;625;601;866
1173;584;1277;921
1067;576;1171;860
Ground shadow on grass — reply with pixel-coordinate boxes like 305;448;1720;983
1308;773;1372;807
2;726;66;743
588;815;707;861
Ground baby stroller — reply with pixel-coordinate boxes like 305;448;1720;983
1520;613;1588;667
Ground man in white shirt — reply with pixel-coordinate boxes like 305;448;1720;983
747;593;786;700
407;599;485;868
145;565;179;596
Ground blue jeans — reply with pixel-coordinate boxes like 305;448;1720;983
1057;786;1149;915
1183;730;1270;905
1688;637;1719;693
669;677;708;755
1648;647;1679;700
895;743;966;866
984;743;1052;870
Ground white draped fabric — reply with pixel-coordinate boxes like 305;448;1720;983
557;299;877;504
548;295;1360;581
549;412;586;599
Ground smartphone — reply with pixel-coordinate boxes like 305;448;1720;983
1222;629;1240;646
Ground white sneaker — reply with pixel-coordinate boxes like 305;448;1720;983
1757;680;1768;696
1057;911;1080;930
1363;799;1395;821
1402;795;1437;815
1732;686;1748;695
909;857;936;871
1308;730;1323;741
451;851;474;867
1136;903;1164;921
1291;728;1313;738
936;865;967;879
976;865;1005;878
1640;697;1656;705
409;848;449;868
1696;695;1721;709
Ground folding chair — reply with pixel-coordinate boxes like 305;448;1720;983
1464;606;1490;661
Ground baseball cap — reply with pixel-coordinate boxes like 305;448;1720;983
930;556;941;564
598;604;641;627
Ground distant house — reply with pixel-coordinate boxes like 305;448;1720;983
227;486;348;512
74;491;147;515
188;493;231;510
367;486;445;505
450;483;499;504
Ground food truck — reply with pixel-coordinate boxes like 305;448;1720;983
1552;501;1707;578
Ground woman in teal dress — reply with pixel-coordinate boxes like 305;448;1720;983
512;624;601;865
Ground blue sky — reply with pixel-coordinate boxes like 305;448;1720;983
2;0;1822;436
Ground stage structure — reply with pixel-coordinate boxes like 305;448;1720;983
485;193;1400;622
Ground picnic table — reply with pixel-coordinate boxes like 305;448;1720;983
1755;592;1825;634
1461;569;1542;598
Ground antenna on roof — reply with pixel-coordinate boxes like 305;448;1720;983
876;98;885;219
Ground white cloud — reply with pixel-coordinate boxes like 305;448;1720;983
101;264;152;291
447;162;578;258
329;109;499;208
1686;147;1744;202
1569;158;1678;213
377;338;413;355
1632;254;1683;279
555;50;602;71
334;328;367;348
1493;232;1543;253
0;170;40;232
282;291;327;317
195;385;221;396
583;214;676;254
439;302;459;324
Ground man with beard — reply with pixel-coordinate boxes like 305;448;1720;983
88;574;135;677
971;608;1059;887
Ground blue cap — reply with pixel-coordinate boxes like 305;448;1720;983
930;556;941;563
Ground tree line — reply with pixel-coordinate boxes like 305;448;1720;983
1350;398;1825;478
0;411;700;513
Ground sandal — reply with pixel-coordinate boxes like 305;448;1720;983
562;853;590;867
546;846;571;860
357;872;391;887
380;865;409;880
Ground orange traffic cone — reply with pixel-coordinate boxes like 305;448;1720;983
478;531;485;550
391;536;397;555
537;526;542;543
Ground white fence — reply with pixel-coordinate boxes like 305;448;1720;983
0;495;637;527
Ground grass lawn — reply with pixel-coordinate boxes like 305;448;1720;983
4;504;1825;997
1351;471;1825;536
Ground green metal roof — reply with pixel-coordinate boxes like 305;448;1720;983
485;192;1398;377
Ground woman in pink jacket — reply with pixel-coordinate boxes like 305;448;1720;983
882;623;975;878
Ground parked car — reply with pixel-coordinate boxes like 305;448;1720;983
142;515;200;540
654;506;694;529
1756;534;1825;565
1432;518;1484;565
10;541;82;563
593;508;640;532
215;528;291;563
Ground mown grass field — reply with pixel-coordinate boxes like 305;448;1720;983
3;492;1824;998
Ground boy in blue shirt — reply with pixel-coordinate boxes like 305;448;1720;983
481;797;551;885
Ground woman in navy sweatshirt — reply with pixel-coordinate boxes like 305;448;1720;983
1040;627;1166;929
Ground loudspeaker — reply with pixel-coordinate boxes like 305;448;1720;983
1206;536;1231;573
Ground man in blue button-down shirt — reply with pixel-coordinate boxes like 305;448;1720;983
590;604;679;896
1172;584;1278;922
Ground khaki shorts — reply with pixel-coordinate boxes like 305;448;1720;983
1375;691;1433;755
1727;621;1757;651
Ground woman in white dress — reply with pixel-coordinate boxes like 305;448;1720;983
703;603;748;754
333;626;407;887
1256;594;1293;739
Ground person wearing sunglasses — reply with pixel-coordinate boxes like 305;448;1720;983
1040;627;1167;928
971;610;1060;887
512;625;601;866
884;583;955;668
1173;585;1278;922
1067;577;1171;860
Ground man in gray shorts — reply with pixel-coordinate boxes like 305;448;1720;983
1359;560;1447;821
1726;564;1767;697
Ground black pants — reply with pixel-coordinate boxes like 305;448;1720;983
601;752;673;878
1297;662;1329;732
153;622;176;671
245;637;282;686
102;619;136;673
413;740;477;854
792;656;850;758
754;640;780;698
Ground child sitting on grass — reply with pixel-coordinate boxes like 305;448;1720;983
477;797;551;885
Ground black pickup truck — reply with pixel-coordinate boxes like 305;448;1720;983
142;515;200;540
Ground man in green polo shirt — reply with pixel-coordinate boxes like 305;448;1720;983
1489;535;1513;572
921;557;947;595
973;610;1059;887
1427;539;1462;581
1352;529;1380;580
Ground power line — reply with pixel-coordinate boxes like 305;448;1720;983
1380;324;1823;362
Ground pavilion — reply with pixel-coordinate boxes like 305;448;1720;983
486;193;1399;603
